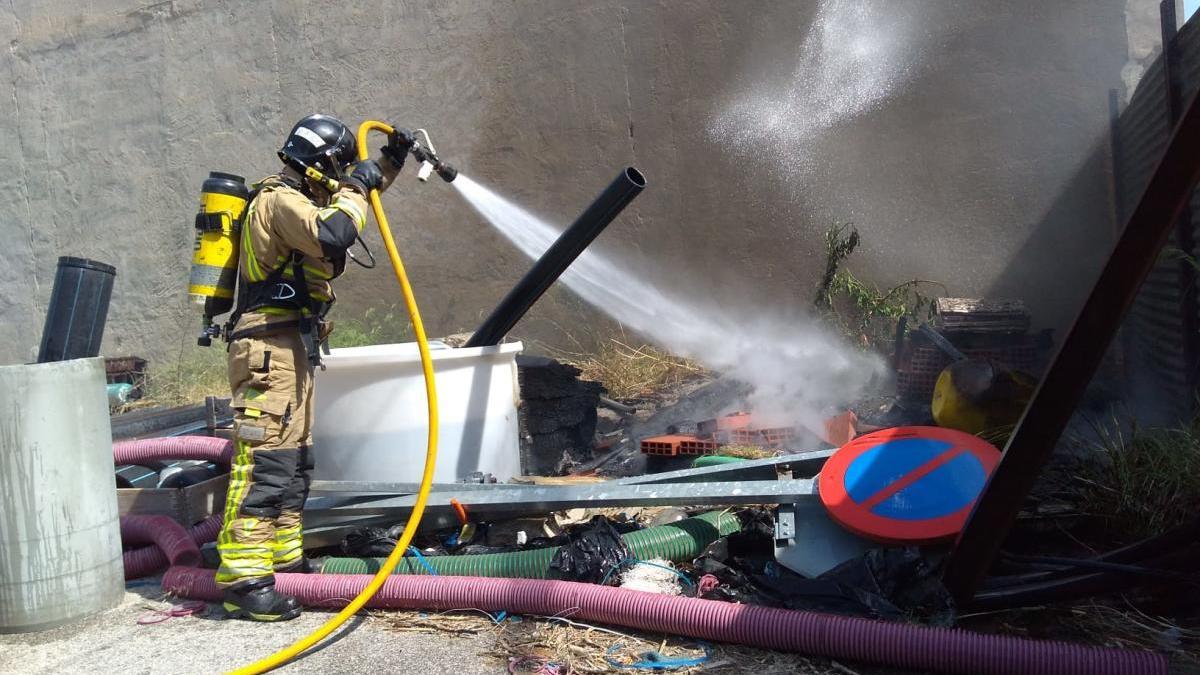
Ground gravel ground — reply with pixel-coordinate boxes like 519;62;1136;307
0;579;914;675
0;583;502;675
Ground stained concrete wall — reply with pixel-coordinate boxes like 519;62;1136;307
0;1;1146;365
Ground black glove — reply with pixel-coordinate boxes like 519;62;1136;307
380;127;415;170
344;159;384;194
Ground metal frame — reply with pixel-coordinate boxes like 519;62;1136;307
1159;0;1200;412
303;451;830;548
943;41;1200;600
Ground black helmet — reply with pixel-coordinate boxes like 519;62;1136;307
278;114;357;179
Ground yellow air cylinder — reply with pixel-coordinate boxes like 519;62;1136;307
189;172;249;320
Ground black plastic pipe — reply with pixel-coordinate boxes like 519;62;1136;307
465;167;645;348
37;256;116;362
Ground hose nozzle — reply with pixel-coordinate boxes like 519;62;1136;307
410;129;457;183
416;160;436;182
434;161;457;183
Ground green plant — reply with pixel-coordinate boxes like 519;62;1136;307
1072;415;1200;543
814;223;860;310
815;223;943;349
328;304;412;348
1161;246;1200;273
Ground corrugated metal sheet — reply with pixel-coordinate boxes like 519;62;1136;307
1117;10;1199;424
1175;14;1200;102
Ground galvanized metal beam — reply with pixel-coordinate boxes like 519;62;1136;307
308;450;832;498
307;478;816;519
308;480;538;494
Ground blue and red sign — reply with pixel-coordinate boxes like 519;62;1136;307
819;426;1001;545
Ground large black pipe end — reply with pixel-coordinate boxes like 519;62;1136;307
623;166;646;189
465;166;646;348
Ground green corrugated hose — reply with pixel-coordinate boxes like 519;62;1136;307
691;455;747;468
320;510;741;578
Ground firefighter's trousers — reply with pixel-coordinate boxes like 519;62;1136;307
215;329;314;588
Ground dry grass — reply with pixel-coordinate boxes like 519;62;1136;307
135;344;228;408
327;304;413;349
129;305;410;409
1071;416;1200;543
717;444;777;460
552;330;706;401
377;609;826;674
964;601;1200;667
976;424;1015;449
1067;601;1200;661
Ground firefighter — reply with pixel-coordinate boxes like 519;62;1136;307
215;114;411;621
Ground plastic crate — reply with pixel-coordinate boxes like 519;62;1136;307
896;342;1039;401
105;356;148;399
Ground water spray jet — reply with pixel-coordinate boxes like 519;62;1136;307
464;167;645;347
453;171;885;432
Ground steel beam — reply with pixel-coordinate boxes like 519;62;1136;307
307;478;815;519
308;480;538;494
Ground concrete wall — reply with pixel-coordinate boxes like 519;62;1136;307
0;1;1144;365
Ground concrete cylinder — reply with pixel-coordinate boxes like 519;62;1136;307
0;357;123;632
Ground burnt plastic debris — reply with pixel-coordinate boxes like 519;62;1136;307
695;524;955;623
550;516;631;583
822;547;956;624
341;524;408;557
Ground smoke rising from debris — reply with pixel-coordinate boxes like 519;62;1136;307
455;175;886;433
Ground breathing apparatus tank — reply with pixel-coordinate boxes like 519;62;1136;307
189;172;250;346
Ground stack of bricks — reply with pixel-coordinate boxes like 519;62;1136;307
730;425;797;447
640;412;797;456
640;435;690;456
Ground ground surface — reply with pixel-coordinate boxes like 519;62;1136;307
0;580;909;675
0;584;502;675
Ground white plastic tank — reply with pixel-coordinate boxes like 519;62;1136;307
313;341;523;484
0;357;124;632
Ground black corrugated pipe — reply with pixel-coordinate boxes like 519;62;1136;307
37;256;116;362
464;167;645;348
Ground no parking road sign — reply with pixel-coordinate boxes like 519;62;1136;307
819;426;1002;545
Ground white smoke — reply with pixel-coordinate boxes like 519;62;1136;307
454;175;885;433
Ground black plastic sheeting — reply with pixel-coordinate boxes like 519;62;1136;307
695;515;955;624
337;510;955;622
550;516;632;583
341;524;408;557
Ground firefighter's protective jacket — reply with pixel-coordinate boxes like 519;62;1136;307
232;175;370;334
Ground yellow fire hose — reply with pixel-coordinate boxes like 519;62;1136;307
228;120;441;674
